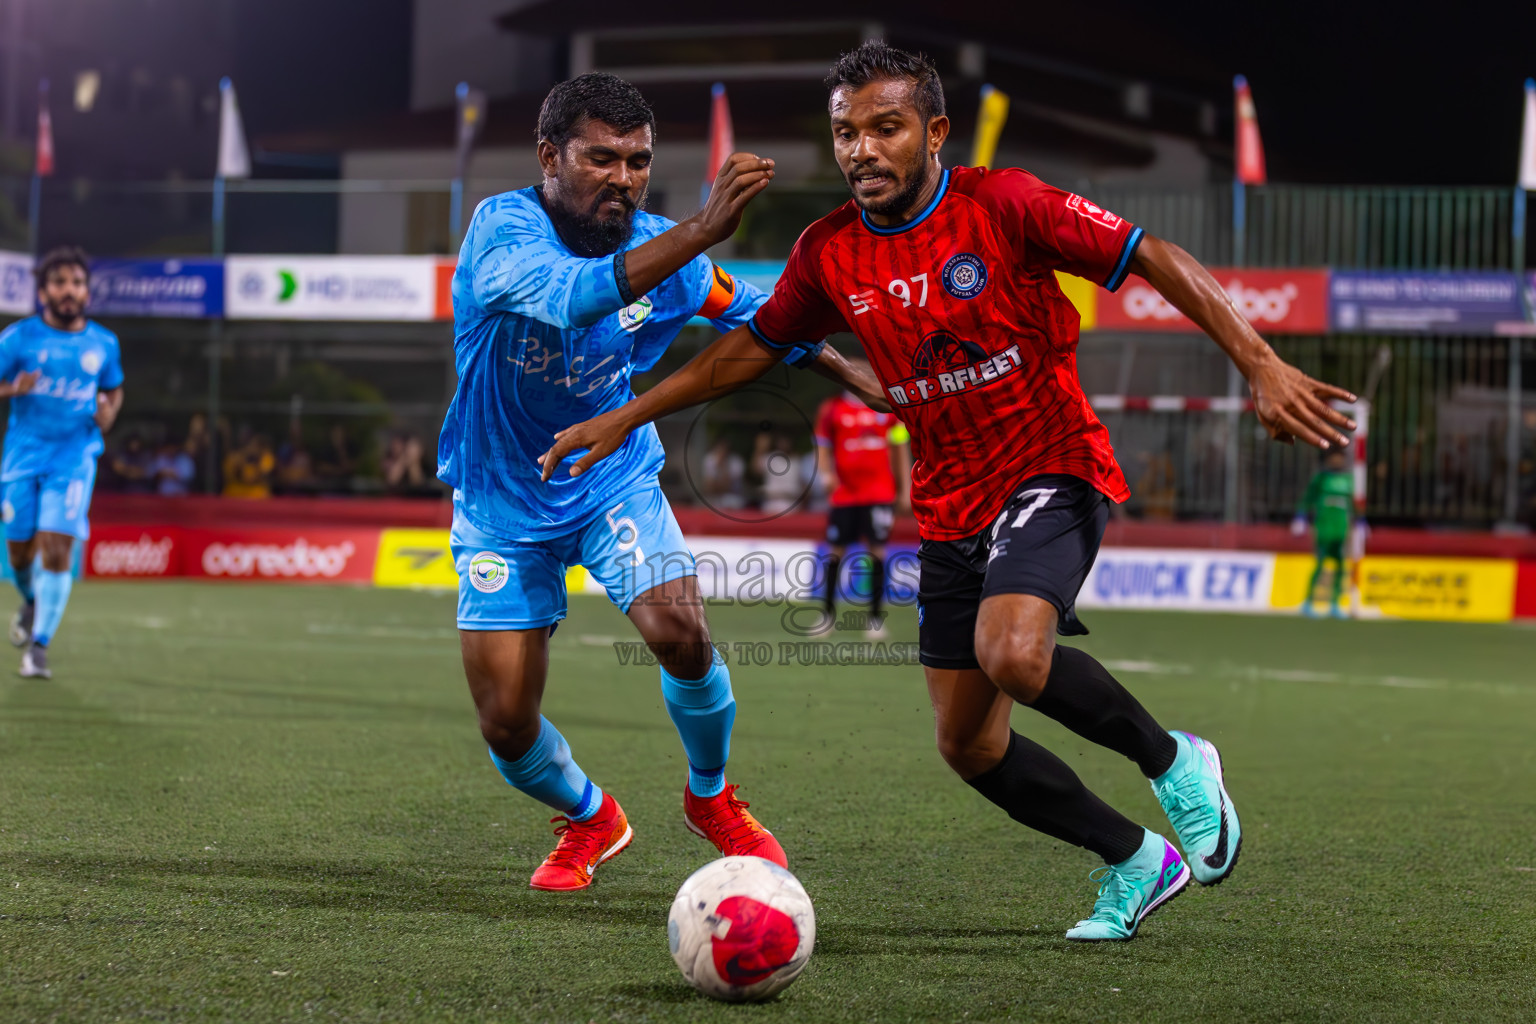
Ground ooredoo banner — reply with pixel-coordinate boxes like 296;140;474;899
1097;268;1329;333
226;256;438;321
84;527;181;578
181;527;379;583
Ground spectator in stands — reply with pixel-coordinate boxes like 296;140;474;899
700;437;746;509
381;432;426;494
316;423;355;492
151;439;196;496
109;435;155;494
1134;450;1179;521
222;430;275;499
276;437;318;495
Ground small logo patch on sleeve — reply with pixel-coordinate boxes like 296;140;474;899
1066;194;1124;230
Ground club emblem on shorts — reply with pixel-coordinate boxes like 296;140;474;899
1;501;11;524
618;296;653;332
80;349;103;375
468;551;509;593
941;253;987;299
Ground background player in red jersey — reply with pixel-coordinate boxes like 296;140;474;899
541;42;1357;941
815;390;911;636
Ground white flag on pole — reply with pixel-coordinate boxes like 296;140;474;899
217;77;251;180
1520;78;1536;191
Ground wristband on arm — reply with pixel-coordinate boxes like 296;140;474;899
614;249;637;306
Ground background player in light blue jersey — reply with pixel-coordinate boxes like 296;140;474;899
440;74;881;891
0;247;124;679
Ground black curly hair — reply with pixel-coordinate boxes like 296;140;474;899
537;72;656;149
34;245;90;287
824;40;946;125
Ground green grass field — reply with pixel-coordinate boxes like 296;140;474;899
3;582;1534;1023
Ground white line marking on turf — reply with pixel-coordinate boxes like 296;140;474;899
1103;659;1192;675
579;635;620;646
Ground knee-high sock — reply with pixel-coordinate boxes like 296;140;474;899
11;561;34;605
660;657;736;798
823;552;842;614
32;568;73;647
869;555;886;620
1306;557;1326;605
487;716;603;821
1030;646;1177;779
966;730;1146;864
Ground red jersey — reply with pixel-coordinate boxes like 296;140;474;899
815;394;901;506
750;165;1138;540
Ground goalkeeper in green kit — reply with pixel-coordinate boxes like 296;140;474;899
1292;451;1355;618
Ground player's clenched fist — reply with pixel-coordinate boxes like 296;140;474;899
692;152;774;247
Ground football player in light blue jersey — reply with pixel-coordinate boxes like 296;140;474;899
440;74;880;891
0;247;124;679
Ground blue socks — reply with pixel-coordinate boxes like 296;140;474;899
660;658;736;798
488;717;603;821
11;562;34;605
32;568;72;647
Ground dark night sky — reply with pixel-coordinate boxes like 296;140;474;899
229;0;1536;186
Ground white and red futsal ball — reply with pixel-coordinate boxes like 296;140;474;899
667;856;816;1002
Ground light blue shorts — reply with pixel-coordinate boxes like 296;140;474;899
2;456;99;543
453;483;697;631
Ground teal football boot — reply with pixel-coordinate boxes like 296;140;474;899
1065;830;1190;941
1152;731;1242;886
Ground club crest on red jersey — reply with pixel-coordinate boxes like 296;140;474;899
941;253;988;299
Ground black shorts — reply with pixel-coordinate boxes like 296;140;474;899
917;474;1109;670
827;503;894;546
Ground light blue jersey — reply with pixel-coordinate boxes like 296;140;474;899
0;316;122;482
437;187;771;541
0;316;123;542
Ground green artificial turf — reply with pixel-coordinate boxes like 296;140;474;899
2;582;1533;1022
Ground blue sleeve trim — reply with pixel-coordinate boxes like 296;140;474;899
1104;226;1144;293
747;317;795;351
782;338;826;369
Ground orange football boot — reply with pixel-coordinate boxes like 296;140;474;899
683;782;788;867
528;792;633;891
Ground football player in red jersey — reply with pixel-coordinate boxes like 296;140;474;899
814;390;911;636
541;42;1356;940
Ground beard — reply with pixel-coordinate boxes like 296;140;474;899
847;148;932;220
44;296;83;323
542;184;645;258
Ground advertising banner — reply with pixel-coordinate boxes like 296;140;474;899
1270;553;1515;622
1097;269;1329;333
181;527;379;583
226;256;437;321
90;258;224;318
434;259;455;320
0;250;33;316
1330;271;1525;334
84;527;182;578
1076;548;1276;612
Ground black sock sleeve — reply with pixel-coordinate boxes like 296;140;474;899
823;553;841;613
965;731;1146;865
1031;646;1177;779
869;555;886;619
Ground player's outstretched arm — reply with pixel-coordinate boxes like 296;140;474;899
0;369;41;398
1128;235;1356;448
808;347;891;412
539;324;785;481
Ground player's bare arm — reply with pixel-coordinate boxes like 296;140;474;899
1128;236;1356;449
621;152;776;292
539;329;884;480
539;324;770;479
95;386;124;432
809;348;889;411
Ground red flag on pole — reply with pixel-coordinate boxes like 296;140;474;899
35;80;54;177
1234;75;1266;185
703;82;734;202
